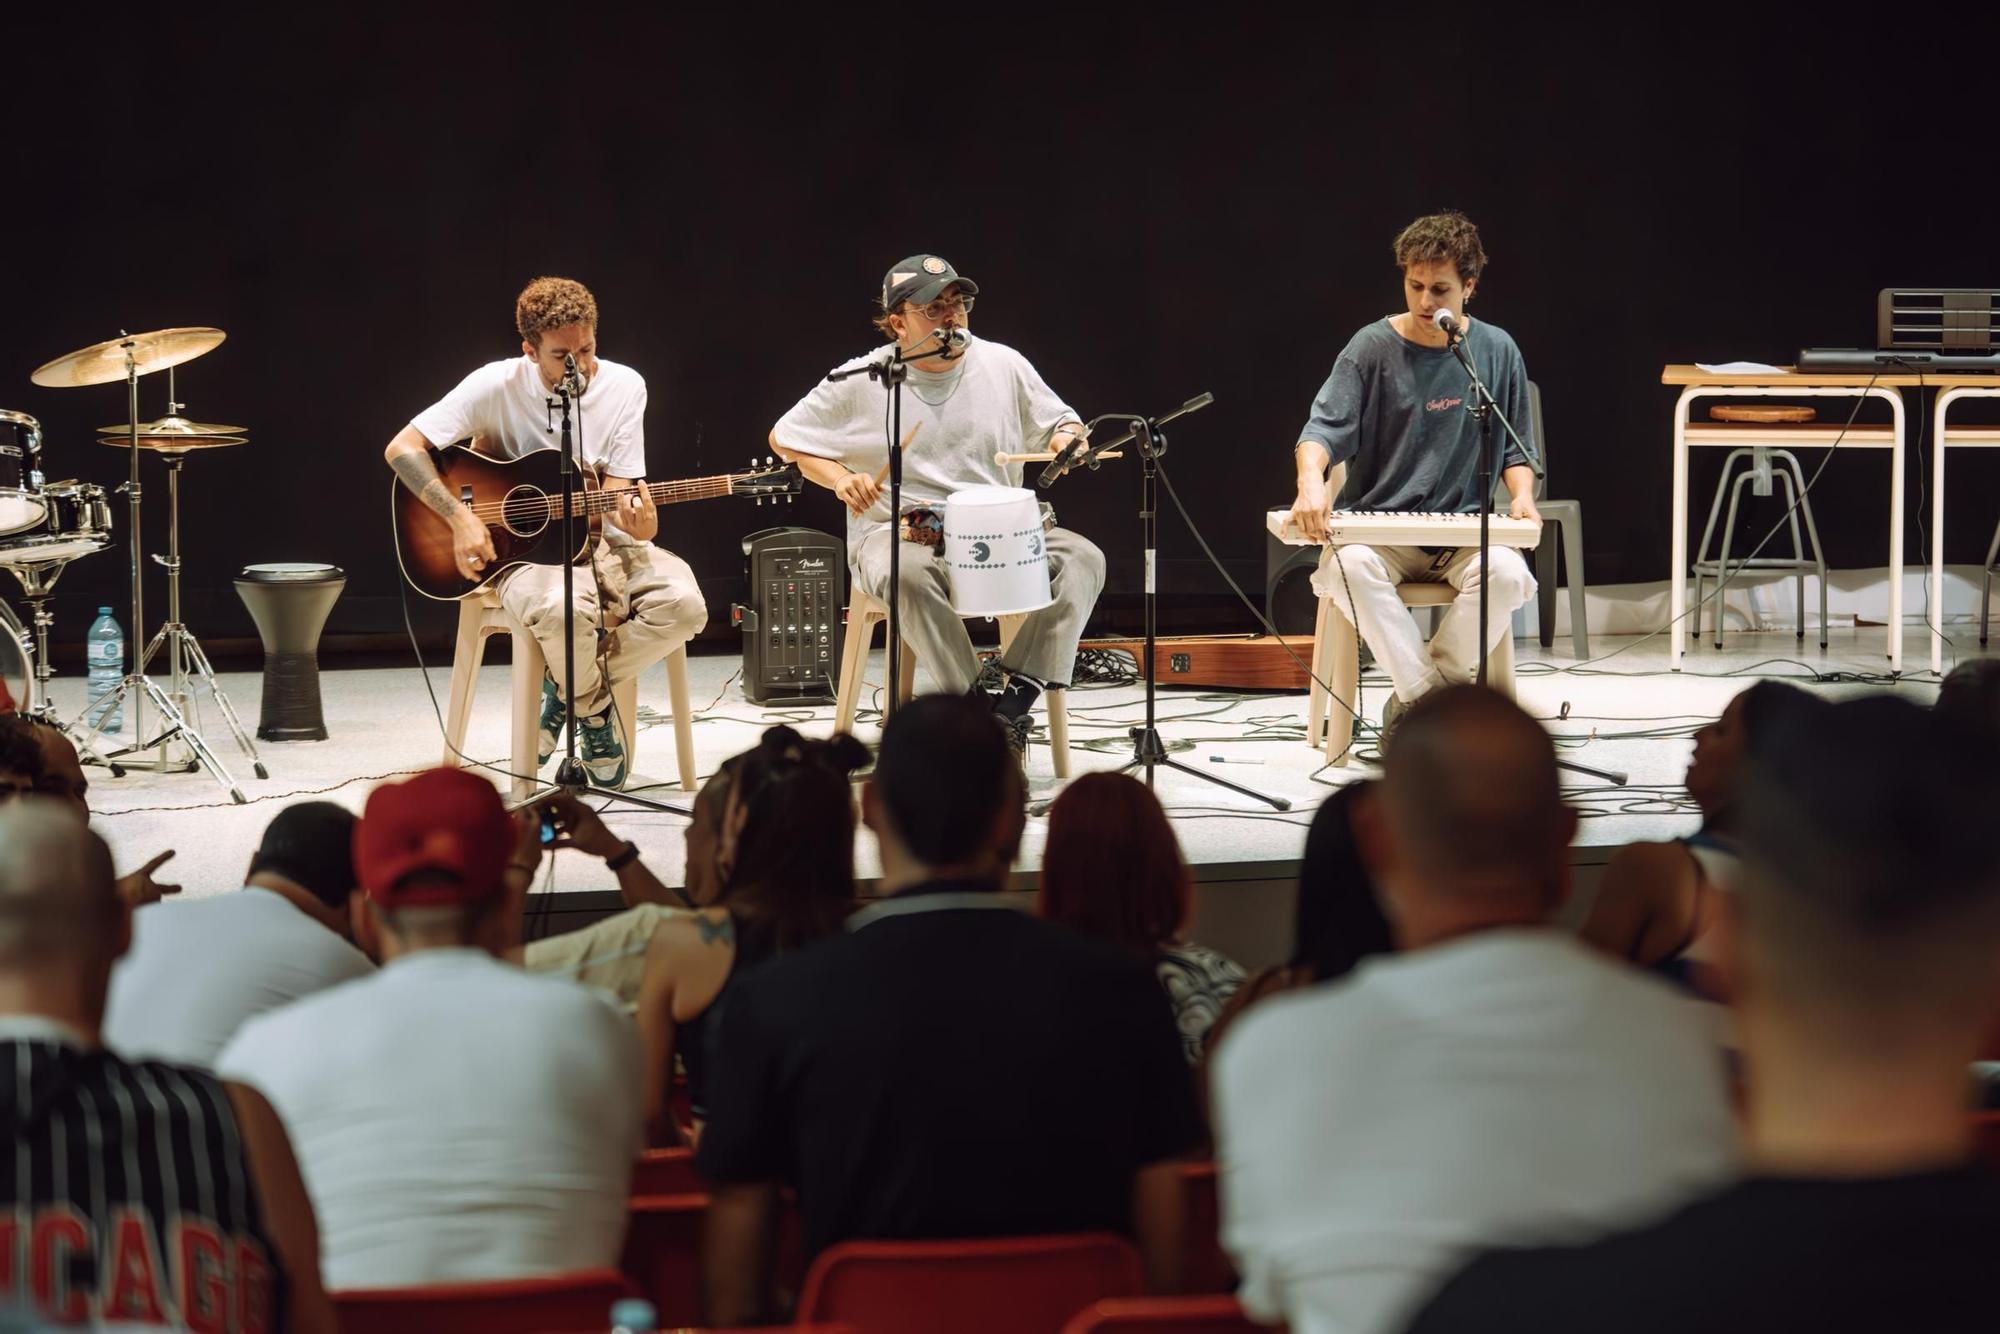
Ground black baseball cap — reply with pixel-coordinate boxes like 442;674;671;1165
882;255;979;312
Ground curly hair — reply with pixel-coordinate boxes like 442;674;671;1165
515;276;599;347
1392;211;1488;283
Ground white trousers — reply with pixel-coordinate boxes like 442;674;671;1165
1311;543;1536;703
495;540;708;719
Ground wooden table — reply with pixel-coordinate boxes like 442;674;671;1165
1662;366;2000;674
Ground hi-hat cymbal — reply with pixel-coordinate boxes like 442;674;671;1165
31;327;226;389
98;413;247;452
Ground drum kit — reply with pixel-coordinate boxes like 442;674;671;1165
2;326;265;802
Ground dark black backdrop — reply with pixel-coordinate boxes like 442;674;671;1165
10;10;1999;657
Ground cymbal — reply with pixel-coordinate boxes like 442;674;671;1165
98;414;247;452
31;327;226;389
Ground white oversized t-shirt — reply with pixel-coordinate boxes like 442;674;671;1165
410;355;647;478
102;888;375;1069
1213;929;1738;1334
771;334;1077;545
216;948;643;1290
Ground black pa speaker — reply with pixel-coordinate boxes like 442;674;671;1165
1265;529;1320;635
735;526;844;704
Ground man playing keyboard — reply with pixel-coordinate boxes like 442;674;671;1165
1288;211;1540;739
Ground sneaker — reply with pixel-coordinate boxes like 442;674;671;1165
998;710;1033;763
577;711;627;789
537;673;566;764
1378;692;1409;756
967;658;1010;700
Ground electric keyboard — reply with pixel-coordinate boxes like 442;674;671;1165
1266;508;1543;548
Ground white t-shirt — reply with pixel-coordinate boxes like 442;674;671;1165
771;334;1077;544
1212;929;1738;1334
410;355;648;479
102;887;375;1068
215;948;643;1290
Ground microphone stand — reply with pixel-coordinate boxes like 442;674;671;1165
542;359;687;816
824;328;951;722
1443;323;1625;786
1049;393;1290;812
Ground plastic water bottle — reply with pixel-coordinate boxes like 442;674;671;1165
608;1297;657;1334
86;607;124;733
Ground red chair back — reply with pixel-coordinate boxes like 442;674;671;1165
1177;1162;1237;1294
631;1146;703;1196
333;1267;636;1333
621;1192;710;1328
1062;1296;1277;1333
797;1232;1144;1334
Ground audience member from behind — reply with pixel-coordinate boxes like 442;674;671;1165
103;801;374;1067
1213;686;1736;1334
1936;657;2000;741
28;718;180;907
1203;779;1395;1059
635;725;867;1142
1409;695;2000;1334
217;768;641;1291
1580;680;1817;985
1039;772;1245;1063
698;695;1204;1325
0;715;41;801
0;801;335;1332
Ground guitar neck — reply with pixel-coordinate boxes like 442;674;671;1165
574;474;739;515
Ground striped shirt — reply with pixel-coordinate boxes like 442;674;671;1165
0;1019;284;1331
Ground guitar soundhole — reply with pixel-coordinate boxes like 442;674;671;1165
501;485;550;538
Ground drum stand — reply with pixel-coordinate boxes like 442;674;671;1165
1;561;124;775
79;351;260;803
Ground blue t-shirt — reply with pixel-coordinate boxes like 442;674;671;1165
1297;317;1531;513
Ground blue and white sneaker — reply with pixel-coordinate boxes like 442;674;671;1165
577;711;628;789
537;673;566;764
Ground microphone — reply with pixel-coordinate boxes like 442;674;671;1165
936;326;970;360
1038;432;1085;490
1432;309;1463;339
561;352;589;397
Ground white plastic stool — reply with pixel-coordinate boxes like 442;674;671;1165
832;588;1071;778
1306;584;1516;767
441;588;697;798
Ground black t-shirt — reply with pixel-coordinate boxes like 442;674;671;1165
1404;1167;2000;1334
695;884;1205;1259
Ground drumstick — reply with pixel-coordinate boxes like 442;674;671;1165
995;450;1124;464
872;422;923;484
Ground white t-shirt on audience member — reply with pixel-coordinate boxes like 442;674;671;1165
103;887;375;1068
1212;928;1738;1334
216;947;642;1290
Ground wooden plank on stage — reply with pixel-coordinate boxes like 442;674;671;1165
1079;635;1318;691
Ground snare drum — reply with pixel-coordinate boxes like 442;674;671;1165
0;480;112;567
0;410;46;536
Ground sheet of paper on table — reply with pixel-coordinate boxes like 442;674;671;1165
1695;361;1787;374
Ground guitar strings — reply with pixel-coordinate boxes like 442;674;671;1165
454;473;758;523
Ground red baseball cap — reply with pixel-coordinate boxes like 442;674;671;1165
353;768;514;906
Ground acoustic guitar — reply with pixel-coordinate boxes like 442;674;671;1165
392;443;801;600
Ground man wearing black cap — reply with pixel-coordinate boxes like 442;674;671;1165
102;801;375;1067
769;256;1103;752
1406;695;2000;1334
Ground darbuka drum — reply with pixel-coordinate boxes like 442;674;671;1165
943;485;1054;616
0;481;112;567
0;411;47;535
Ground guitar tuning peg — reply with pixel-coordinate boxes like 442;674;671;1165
764;455;774;466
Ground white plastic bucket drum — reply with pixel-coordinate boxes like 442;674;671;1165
943;485;1053;617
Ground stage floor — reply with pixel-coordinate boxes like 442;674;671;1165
58;623;1959;920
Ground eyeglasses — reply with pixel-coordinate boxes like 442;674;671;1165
905;294;975;321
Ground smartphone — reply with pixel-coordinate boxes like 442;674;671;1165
538;806;559;845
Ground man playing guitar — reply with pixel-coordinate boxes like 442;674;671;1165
383;276;707;788
769;255;1104;755
1288;212;1540;741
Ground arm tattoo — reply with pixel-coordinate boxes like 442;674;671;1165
697;913;736;947
391;450;466;522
